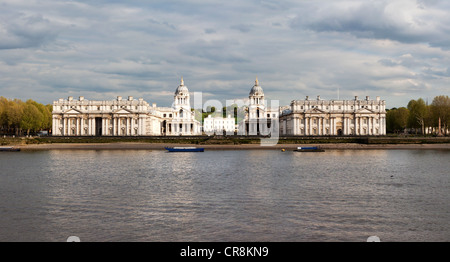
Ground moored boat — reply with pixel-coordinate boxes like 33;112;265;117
293;146;324;152
165;147;204;152
0;146;21;152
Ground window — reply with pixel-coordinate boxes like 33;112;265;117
163;114;166;117
267;114;270;118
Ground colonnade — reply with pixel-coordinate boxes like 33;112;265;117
287;115;386;136
52;115;146;136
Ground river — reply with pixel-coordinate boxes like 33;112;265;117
0;149;448;241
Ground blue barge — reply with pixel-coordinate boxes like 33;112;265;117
165;147;204;152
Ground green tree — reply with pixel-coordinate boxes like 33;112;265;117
386;107;409;133
430;95;450;135
407;98;428;134
5;99;24;136
20;100;44;135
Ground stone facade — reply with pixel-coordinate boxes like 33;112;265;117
238;78;279;135
52;78;201;136
203;114;235;135
279;95;386;136
52;78;386;137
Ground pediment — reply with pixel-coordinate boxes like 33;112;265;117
356;108;374;114
113;109;133;114
63;108;82;114
306;108;326;114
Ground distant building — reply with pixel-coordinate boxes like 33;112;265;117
52;78;201;136
52;77;386;137
279;95;386;136
203;114;235;135
238;78;279;135
164;77;202;135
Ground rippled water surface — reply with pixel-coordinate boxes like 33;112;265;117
0;149;449;241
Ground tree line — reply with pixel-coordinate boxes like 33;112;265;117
0;97;52;136
1;95;449;137
386;95;449;135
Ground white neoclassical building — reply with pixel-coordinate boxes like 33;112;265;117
52;78;201;136
203;114;236;135
238;78;279;135
52;77;386;137
52;95;161;136
163;77;201;135
279;95;386;136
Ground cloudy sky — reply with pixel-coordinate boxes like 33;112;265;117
1;0;449;108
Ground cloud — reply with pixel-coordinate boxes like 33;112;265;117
0;0;449;109
290;0;450;49
0;13;62;49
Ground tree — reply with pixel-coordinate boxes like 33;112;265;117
386;107;409;133
21;100;44;135
407;98;428;134
5;99;24;136
430;95;450;135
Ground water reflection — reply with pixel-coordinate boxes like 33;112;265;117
0;149;448;241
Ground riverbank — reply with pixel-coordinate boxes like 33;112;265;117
16;142;450;151
2;135;449;150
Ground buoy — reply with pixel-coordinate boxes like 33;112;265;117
281;149;285;152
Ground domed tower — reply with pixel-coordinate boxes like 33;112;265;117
239;77;269;135
249;77;265;106
173;77;191;115
249;77;265;118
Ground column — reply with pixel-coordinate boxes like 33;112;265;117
52;117;57;136
343;118;347;135
74;118;78;136
68;117;73;136
81;117;85;136
117;117;122;136
112;117;116;136
90;118;95;136
331;117;335;135
317;117;321;136
293;117;297;135
63;118;67;135
139;117;143;135
105;118;109;136
359;117;363;135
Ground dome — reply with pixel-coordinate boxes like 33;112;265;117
175;77;189;96
249;77;264;96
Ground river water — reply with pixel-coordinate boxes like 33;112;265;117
0;149;448;242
